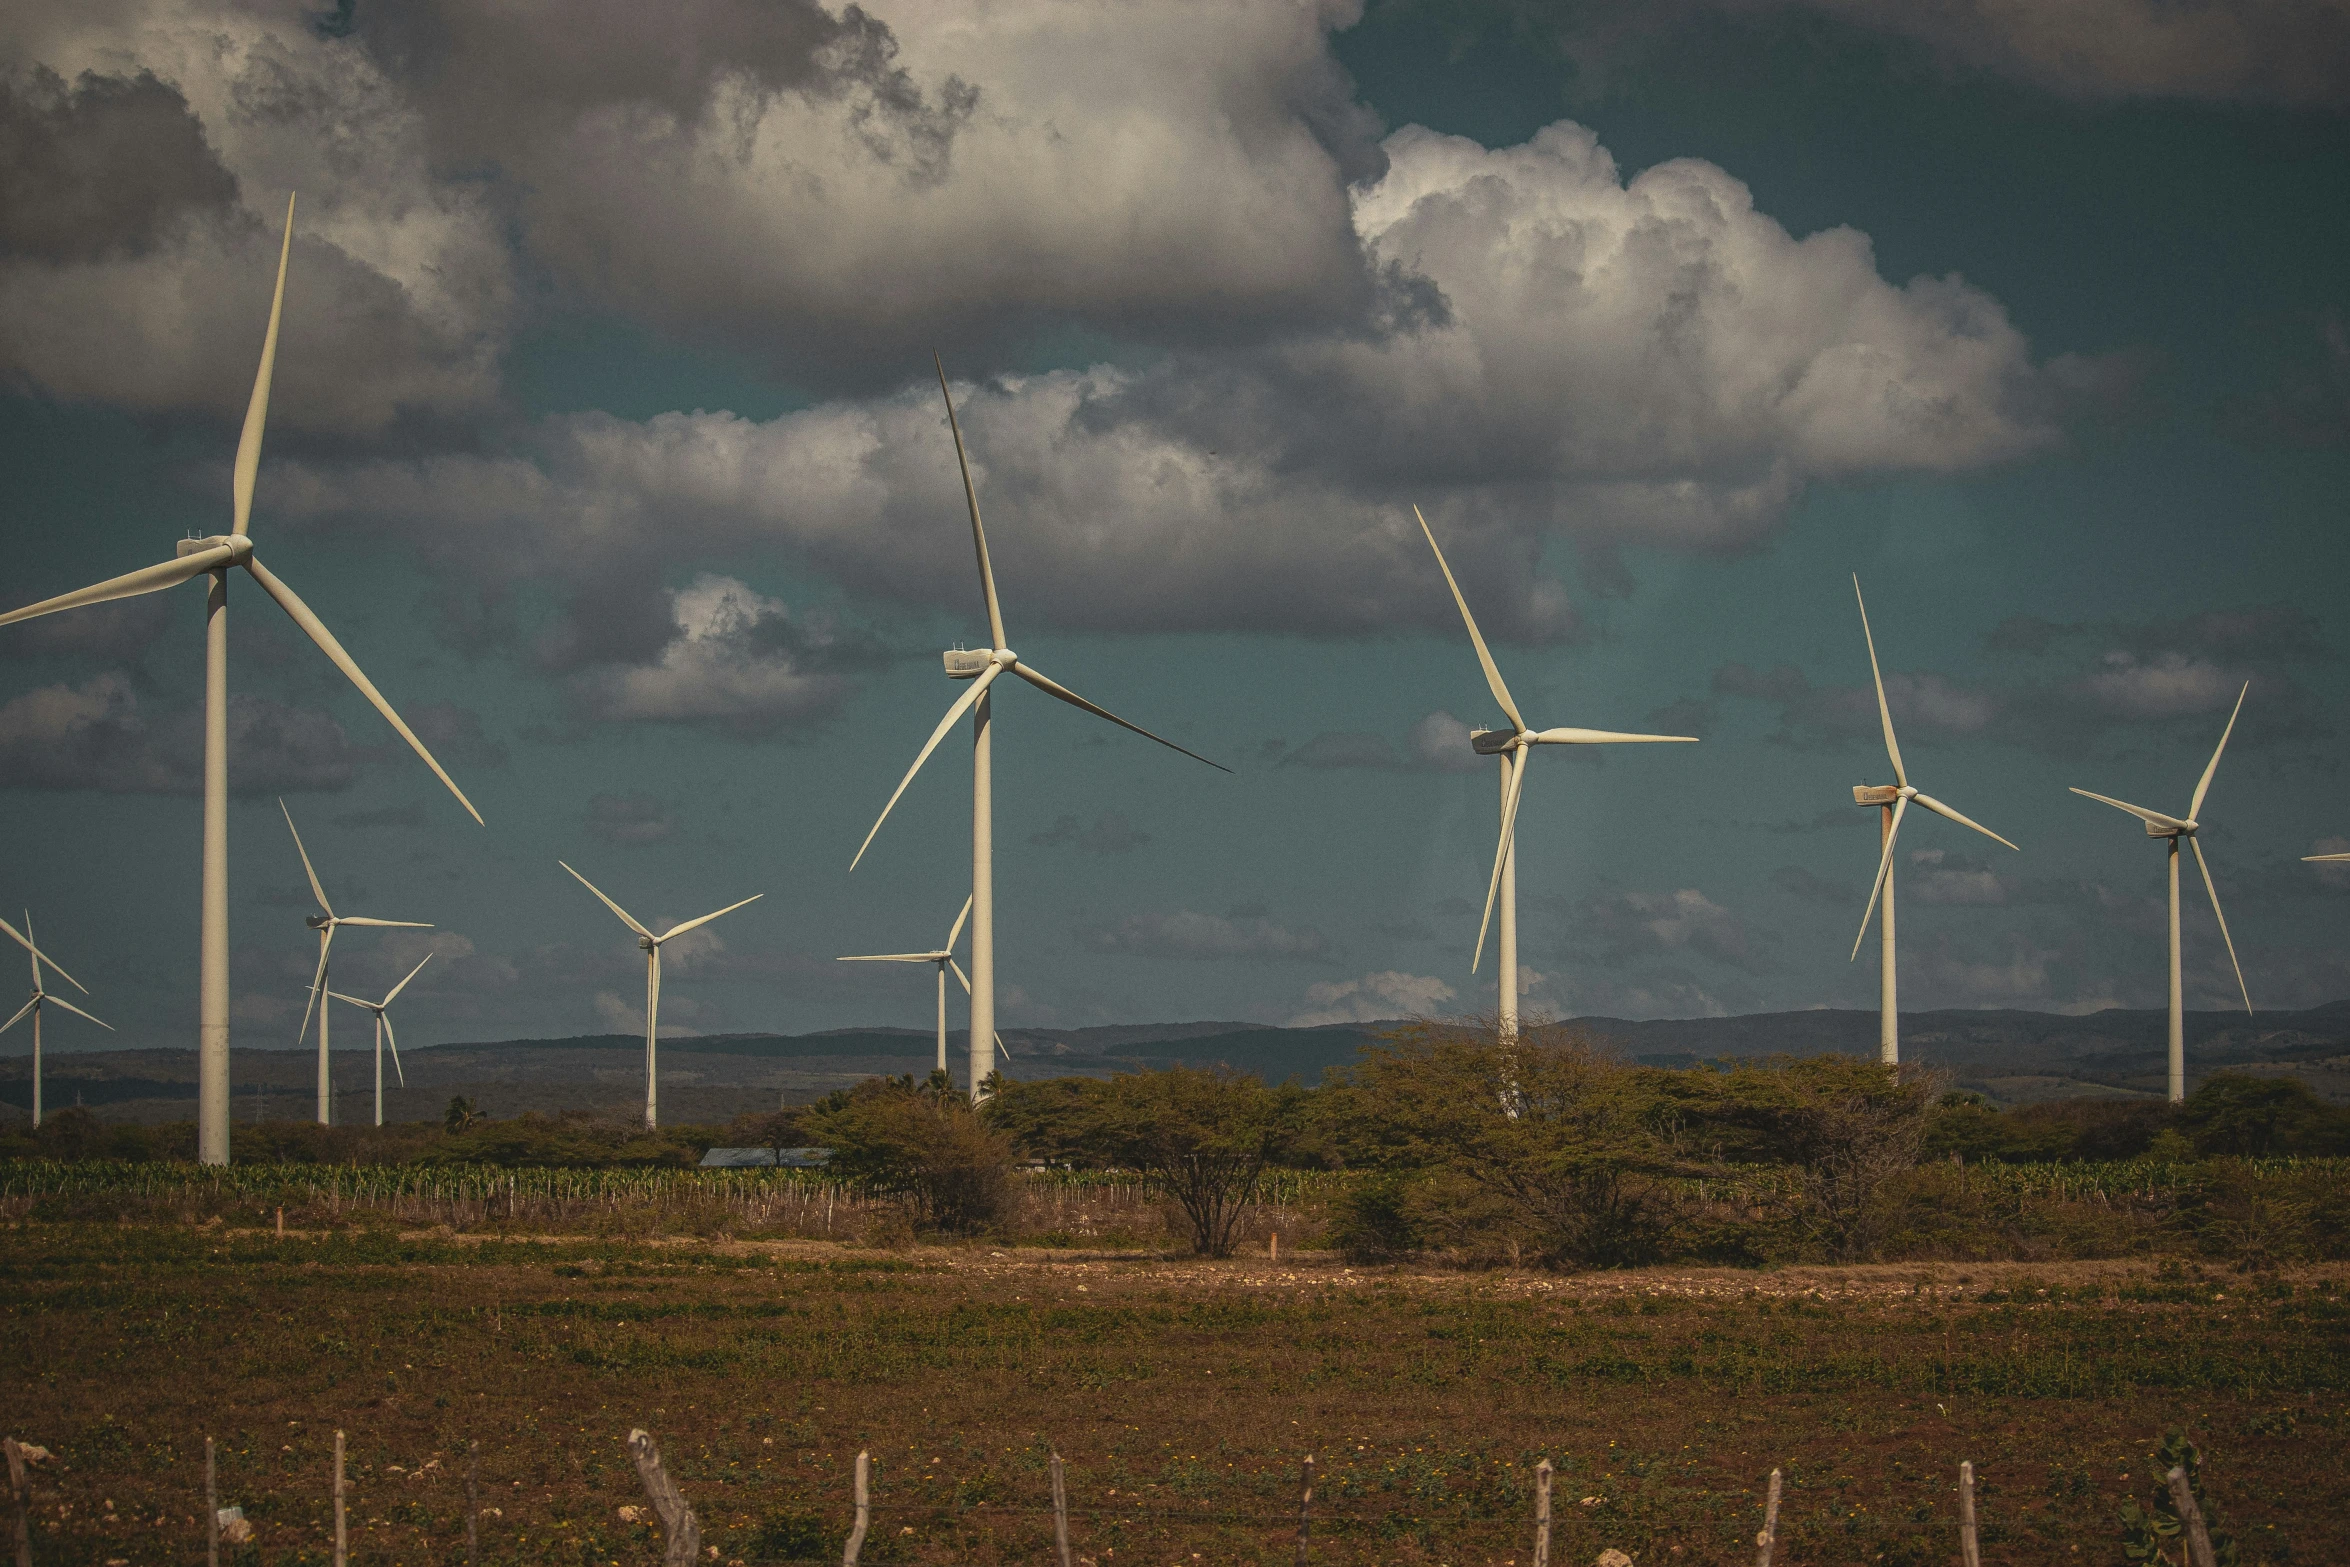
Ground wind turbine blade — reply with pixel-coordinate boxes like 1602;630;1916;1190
1908;791;2020;853
2304;852;2350;863
2068;788;2189;832
1532;728;1700;745
945;894;973;951
0;913;86;994
333;918;433;929
383;1011;404;1086
1472;746;1529;974
935;354;1006;651
1414;505;1525;733
838;954;938;964
559;861;653;939
1010;662;1228;771
19;913;31;990
280;799;334;917
233;194;296;538
297;925;335;1046
1849;796;1910;962
851;663;1002;870
0;997;35;1035
949;958;972;994
0;547;233;628
2189;683;2249;821
382;952;433;1005
2189;836;2253;1017
242;556;483;823
658;892;762;942
42;993;111;1031
324;990;369;1007
1853;576;1907;788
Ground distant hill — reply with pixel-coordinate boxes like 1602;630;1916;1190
7;1003;2348;1124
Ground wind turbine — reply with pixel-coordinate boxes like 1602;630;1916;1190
560;862;761;1129
1846;578;2020;1064
326;953;432;1128
1;913;109;1127
0;195;482;1164
1415;507;1698;1039
2070;684;2254;1103
850;356;1226;1096
282;802;431;1125
839;895;997;1083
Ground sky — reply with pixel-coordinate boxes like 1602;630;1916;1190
3;0;2348;1055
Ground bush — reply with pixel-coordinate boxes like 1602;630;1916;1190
1339;1022;1684;1270
993;1067;1305;1257
802;1073;1014;1235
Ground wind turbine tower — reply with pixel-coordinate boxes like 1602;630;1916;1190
1;914;110;1126
1846;578;2019;1064
1415;508;1698;1038
561;862;761;1129
2070;685;2254;1101
0;196;481;1163
327;954;434;1127
851;358;1225;1096
282;803;430;1124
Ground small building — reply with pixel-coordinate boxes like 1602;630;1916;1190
699;1146;832;1169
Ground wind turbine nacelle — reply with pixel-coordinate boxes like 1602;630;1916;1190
2148;820;2187;839
1853;785;1902;806
1469;728;1515;755
305;915;331;930
943;649;993;680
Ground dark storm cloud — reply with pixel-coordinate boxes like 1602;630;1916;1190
0;67;238;264
0;595;171;664
0;674;362;794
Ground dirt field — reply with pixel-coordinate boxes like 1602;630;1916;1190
5;1225;2344;1565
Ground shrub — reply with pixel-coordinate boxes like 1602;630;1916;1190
802;1073;1014;1235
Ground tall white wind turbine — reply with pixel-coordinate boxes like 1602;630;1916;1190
1;913;110;1128
560;862;761;1129
1846;578;2020;1064
282;802;431;1125
839;896;971;1079
1415;508;1698;1039
850;357;1226;1096
838;895;1006;1083
2070;684;2255;1103
0;196;482;1164
326;953;433;1128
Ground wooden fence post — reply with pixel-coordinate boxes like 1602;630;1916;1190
1295;1454;1315;1566
2166;1467;2217;1567
625;1429;702;1567
1957;1461;1980;1567
206;1436;219;1567
466;1439;479;1567
333;1430;347;1567
5;1437;30;1567
1754;1467;1782;1567
842;1451;870;1567
1050;1452;1073;1567
1533;1458;1553;1567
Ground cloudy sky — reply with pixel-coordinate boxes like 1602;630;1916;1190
4;0;2348;1053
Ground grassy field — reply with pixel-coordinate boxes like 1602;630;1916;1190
5;1217;2346;1567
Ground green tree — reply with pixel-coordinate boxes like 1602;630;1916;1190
1339;1022;1684;1269
802;1074;1014;1234
2179;1073;2350;1157
995;1067;1304;1257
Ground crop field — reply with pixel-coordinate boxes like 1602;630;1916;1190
5;1216;2347;1567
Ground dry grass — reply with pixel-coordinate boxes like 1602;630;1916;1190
5;1222;2345;1565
